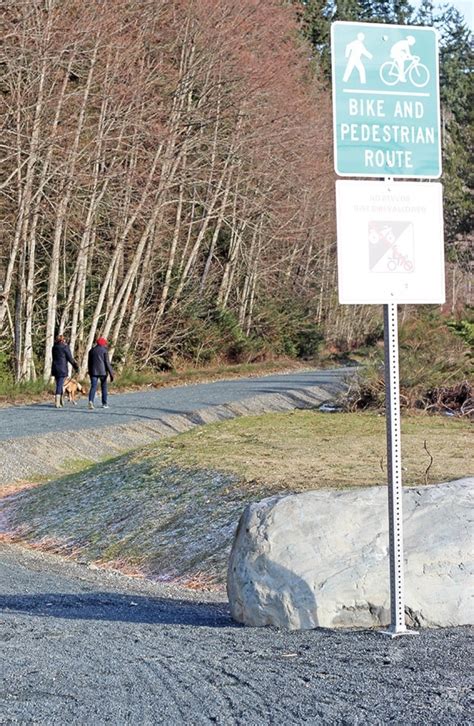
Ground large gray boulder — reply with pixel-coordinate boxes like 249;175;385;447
227;478;473;630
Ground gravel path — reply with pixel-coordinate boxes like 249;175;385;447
0;368;351;485
1;543;472;725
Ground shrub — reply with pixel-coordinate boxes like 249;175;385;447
447;316;474;347
347;310;472;414
252;298;324;360
294;322;324;358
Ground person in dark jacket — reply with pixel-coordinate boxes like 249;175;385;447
51;335;79;408
87;337;114;410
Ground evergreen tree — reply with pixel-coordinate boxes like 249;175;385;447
436;7;473;243
353;0;414;23
330;0;363;21
293;0;473;244
356;1;391;21
414;0;436;26
437;6;473;124
392;0;414;24
295;0;333;74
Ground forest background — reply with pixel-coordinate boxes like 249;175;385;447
0;0;472;390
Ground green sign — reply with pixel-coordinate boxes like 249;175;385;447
331;22;441;178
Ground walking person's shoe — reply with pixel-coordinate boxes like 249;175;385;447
59;395;64;407
102;404;109;409
88;401;94;410
54;395;61;409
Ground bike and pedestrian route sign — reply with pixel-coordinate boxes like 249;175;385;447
331;22;441;178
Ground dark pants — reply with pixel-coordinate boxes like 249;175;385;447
89;375;108;405
54;376;65;395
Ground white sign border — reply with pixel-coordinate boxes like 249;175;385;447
336;179;445;304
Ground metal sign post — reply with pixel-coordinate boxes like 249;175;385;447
382;303;418;637
332;21;445;636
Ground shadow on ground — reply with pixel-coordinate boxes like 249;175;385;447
0;592;238;628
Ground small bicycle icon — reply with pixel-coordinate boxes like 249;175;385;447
369;225;395;245
387;247;414;272
379;56;430;88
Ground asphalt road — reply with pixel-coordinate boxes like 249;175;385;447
1;544;471;725
0;368;349;441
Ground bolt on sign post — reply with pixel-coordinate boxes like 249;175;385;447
331;22;444;638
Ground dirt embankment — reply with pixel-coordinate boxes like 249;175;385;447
2;410;471;589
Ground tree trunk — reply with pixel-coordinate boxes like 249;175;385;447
0;57;48;331
43;42;98;381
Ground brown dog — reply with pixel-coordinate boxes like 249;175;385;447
63;377;87;405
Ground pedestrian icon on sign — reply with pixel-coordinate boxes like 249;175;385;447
343;33;373;84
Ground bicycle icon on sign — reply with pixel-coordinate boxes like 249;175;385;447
380;55;430;87
386;246;414;272
342;33;431;88
368;222;415;273
379;35;430;87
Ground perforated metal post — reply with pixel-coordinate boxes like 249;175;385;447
382;303;418;638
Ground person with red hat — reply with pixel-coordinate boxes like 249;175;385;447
87;336;114;410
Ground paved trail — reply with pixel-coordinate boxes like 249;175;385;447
0;544;471;725
0;369;349;441
0;369;350;485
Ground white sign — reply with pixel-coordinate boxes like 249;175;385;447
336;180;445;304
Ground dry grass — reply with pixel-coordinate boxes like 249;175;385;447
155;410;472;489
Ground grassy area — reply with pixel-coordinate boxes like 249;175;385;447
152;410;472;489
0;358;306;406
0;378;50;400
3;411;471;587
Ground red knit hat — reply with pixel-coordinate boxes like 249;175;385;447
97;337;107;346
